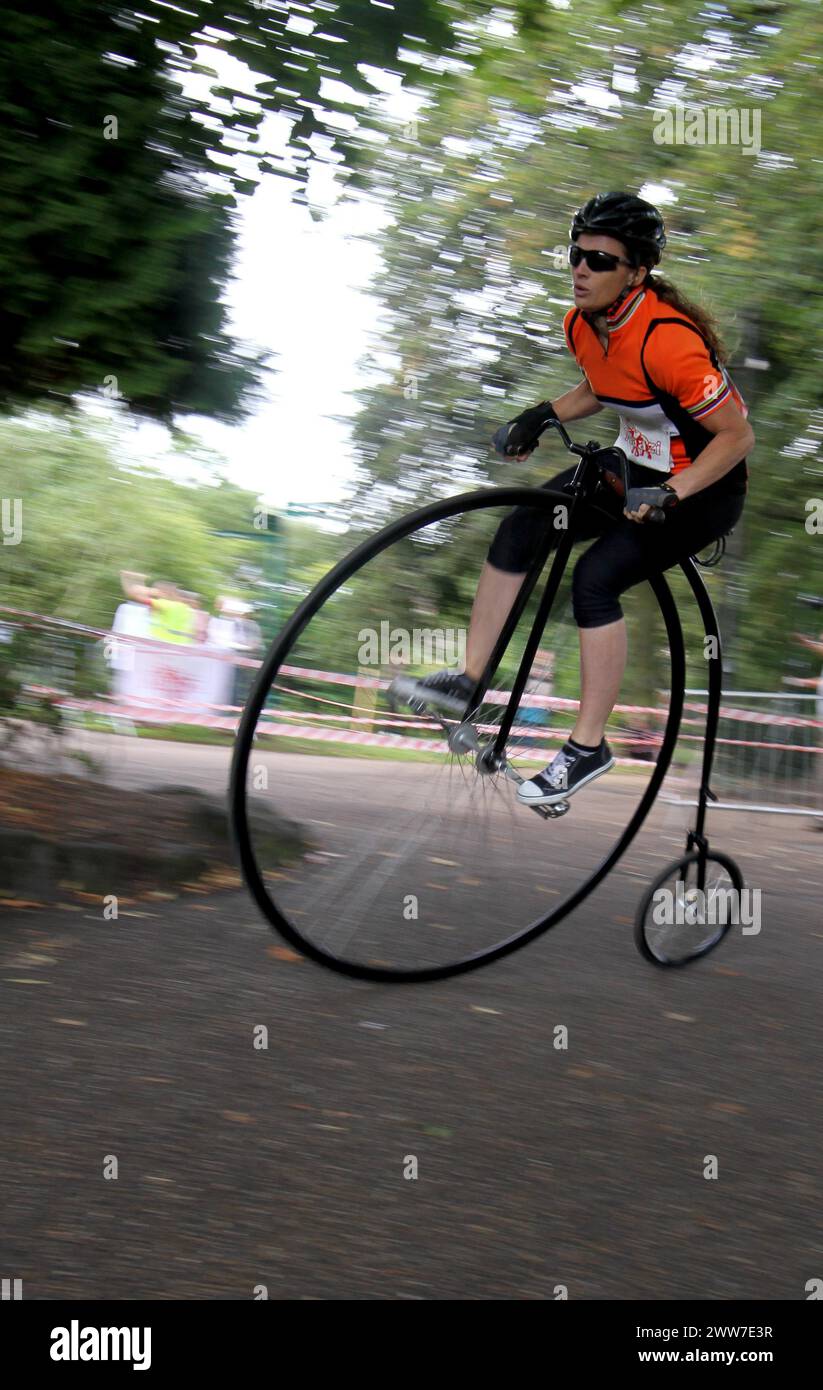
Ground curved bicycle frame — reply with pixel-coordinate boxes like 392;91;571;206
229;478;726;983
678;556;724;868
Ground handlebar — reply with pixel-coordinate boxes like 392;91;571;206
505;415;677;525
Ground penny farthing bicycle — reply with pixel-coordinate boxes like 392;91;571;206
229;419;743;981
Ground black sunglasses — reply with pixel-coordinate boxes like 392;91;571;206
569;244;635;273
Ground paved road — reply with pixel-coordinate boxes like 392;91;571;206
2;735;821;1298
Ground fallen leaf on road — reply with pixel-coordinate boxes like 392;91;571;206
267;945;302;962
199;870;242;888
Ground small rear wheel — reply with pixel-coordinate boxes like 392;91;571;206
635;849;744;967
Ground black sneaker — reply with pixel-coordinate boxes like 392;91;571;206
517;738;614;806
389;669;477;718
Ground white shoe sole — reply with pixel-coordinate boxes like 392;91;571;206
389;675;472;717
516;757;615;806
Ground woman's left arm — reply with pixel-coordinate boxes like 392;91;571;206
666;400;755;502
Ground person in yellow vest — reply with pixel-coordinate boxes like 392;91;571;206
120;572;196;644
180;591;210;644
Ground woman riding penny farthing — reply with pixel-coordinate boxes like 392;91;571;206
230;192;754;980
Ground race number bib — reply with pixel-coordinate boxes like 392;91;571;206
614;412;673;472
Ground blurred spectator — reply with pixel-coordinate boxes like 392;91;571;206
120;572;196;644
205;597;236;653
234;607;263;658
382;649;409;716
179;590;210;644
234;606;263;707
110;593;149;672
787;631;823;721
207;597;262;707
786;630;823;825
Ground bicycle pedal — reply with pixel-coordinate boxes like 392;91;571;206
529;799;571;820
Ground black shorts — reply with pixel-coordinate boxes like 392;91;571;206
486;463;745;629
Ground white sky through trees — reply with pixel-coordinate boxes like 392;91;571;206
120;50;418;520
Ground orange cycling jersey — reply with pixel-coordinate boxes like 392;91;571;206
564;284;748;481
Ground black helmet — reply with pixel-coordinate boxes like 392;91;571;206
570;192;666;266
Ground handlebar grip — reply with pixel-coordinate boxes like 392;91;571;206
492;423;543;457
625;485;678;523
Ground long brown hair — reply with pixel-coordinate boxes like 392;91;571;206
645;273;727;364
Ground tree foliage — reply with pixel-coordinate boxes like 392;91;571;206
0;409;264;627
0;0;503;420
343;0;823;687
2;1;822;695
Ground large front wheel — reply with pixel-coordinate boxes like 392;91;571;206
230;487;686;981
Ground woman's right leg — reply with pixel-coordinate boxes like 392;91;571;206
464;562;529;682
464;466;619;682
411;468;618;717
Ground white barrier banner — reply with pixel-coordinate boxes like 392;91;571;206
110;639;233;717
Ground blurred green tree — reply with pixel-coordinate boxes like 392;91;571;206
0;409;262;627
342;0;823;691
0;0;518;421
